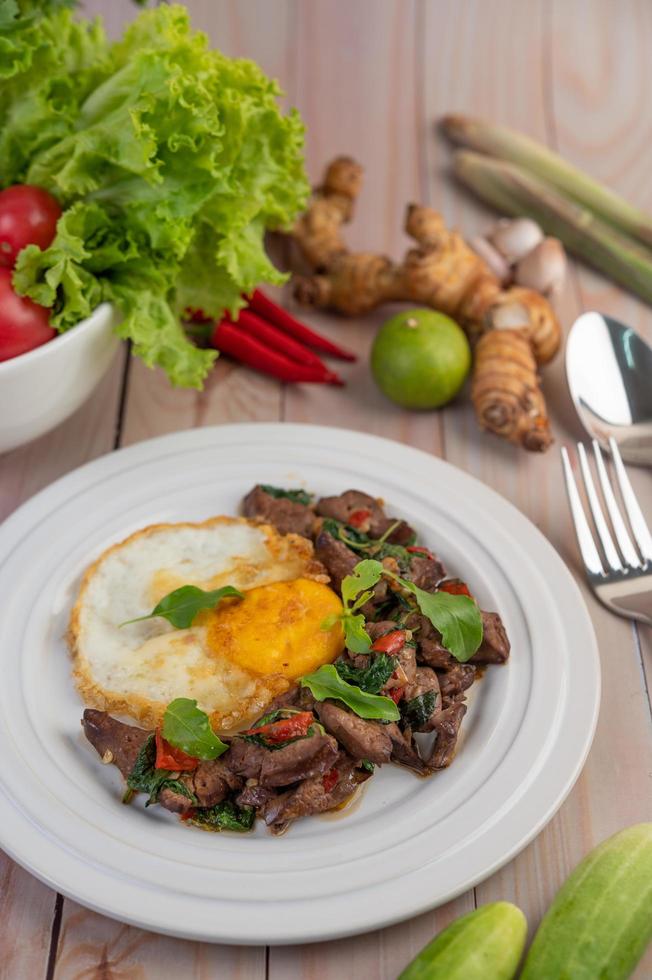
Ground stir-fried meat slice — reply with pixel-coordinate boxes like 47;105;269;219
384;723;429;774
427;703;467;769
316;489;414;544
407;554;445;591
82;709;150;778
418;637;455;669
242;485;314;538
224;739;268;780
437;663;475;706
188;759;242;806
405;613;455;669
316;701;392;764
259;733;339;787
314;530;358;591
236;783;277;809
264;752;370;829
158;786;194;814
404;667;441;732
469;611;511;664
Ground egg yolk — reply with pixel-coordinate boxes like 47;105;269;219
203;578;344;679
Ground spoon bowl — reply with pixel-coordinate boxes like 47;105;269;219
566;311;652;466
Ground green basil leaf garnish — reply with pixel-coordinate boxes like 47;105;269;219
335;653;398;694
300;664;400;721
391;575;483;662
402;690;437;729
126;735;198;807
260;485;312;506
190;800;255;833
321;559;384;653
120;584;243;629
162;698;228;760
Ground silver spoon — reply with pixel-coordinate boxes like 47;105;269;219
566;311;652;466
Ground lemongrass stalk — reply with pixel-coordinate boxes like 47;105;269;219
442;114;652;248
453;150;652;307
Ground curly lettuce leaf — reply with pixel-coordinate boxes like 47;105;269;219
8;3;309;387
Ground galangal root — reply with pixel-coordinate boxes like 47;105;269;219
290;157;562;452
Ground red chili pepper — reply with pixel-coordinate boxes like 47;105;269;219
213;320;344;385
248;290;357;362
371;629;406;655
322;768;339;792
233;309;325;368
155;727;199;772
438;578;472;598
242;711;314;745
406;546;434;559
180;808;197;821
348;507;372;528
388;686;405;704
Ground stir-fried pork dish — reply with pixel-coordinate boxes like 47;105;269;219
83;485;510;834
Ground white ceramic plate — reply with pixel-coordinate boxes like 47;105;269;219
0;424;600;945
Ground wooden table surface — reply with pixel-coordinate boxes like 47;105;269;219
1;1;651;977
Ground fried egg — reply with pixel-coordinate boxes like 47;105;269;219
70;517;344;730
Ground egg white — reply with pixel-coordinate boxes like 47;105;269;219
69;517;333;730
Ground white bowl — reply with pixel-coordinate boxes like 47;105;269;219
0;303;121;454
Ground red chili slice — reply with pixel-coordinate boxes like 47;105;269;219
406;545;434;559
438;579;472;598
242;711;314;745
371;629;406;655
154;728;199;771
322;768;339;792
348;508;372;528
180;808;197;821
388;686;405;704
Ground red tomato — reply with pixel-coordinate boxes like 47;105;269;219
322;769;339;793
0;269;55;361
242;711;314;745
370;630;406;655
0;185;61;269
154;727;199;772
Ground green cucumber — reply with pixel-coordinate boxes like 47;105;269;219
521;823;652;980
398;901;526;980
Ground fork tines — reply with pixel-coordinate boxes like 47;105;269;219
561;437;652;577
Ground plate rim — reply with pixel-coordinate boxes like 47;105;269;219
0;423;601;944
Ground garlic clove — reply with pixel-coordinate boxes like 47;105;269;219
488;217;544;263
514;237;567;296
468;235;512;284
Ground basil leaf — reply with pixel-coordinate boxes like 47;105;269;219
342;612;372;654
335;653;398;694
340;559;384;605
300;664;400;721
402;690;437;729
383;570;482;662
120;584;243;629
126;736;198;806
402;582;482;662
190;800;255;833
162;698;228;760
260;485;312;506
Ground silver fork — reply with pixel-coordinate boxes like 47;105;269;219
561;437;652;626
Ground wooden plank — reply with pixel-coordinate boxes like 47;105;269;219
52;904;265;980
422;4;652;979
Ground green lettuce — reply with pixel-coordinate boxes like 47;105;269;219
4;3;309;387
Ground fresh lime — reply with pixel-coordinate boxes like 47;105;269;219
370;309;471;409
